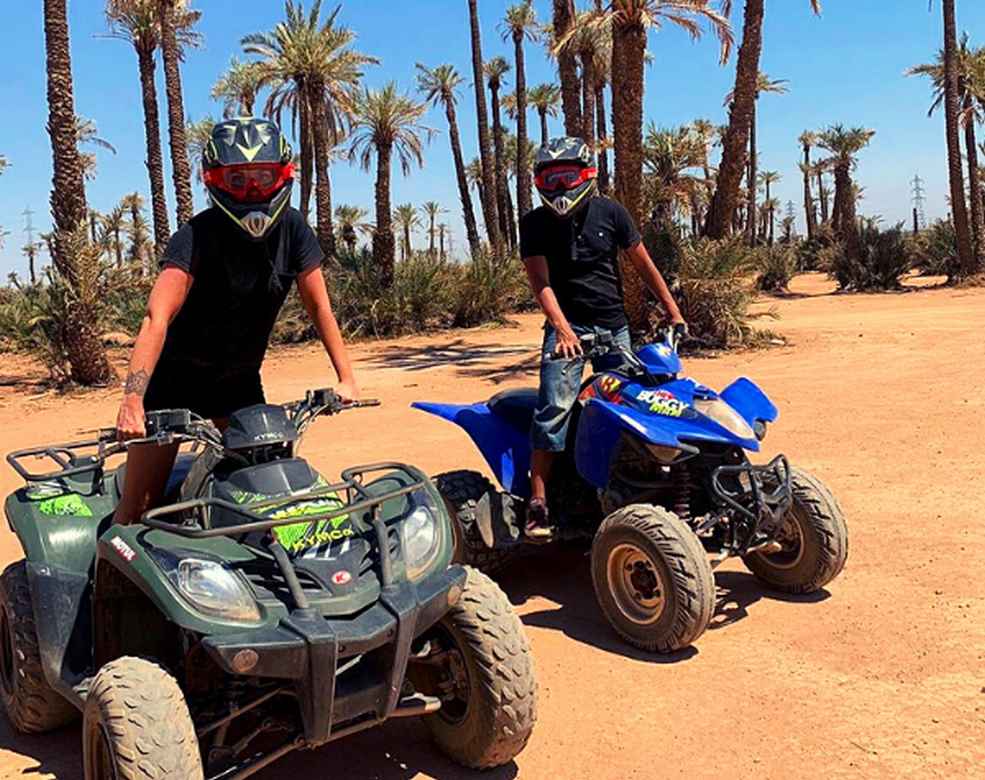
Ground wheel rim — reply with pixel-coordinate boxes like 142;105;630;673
605;543;667;626
757;507;806;570
0;606;15;697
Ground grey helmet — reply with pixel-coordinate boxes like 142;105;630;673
533;137;597;217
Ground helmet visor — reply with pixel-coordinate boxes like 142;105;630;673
205;162;294;203
535;164;596;193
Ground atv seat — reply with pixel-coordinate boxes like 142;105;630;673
113;453;197;503
488;388;538;431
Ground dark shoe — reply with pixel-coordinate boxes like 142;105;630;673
525;498;554;542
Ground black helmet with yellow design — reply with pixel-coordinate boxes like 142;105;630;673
203;117;295;240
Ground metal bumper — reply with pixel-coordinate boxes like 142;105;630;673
201;564;467;746
710;454;792;538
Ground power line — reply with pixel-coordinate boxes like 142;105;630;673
22;206;35;245
911;174;926;232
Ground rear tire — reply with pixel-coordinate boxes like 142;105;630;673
0;561;77;733
743;468;848;593
83;657;203;780
434;470;514;573
421;567;537;769
591;505;715;653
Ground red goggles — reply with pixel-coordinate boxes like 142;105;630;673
535;164;597;193
204;162;295;203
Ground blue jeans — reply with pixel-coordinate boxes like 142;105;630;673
531;323;631;452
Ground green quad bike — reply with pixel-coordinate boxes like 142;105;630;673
0;389;537;780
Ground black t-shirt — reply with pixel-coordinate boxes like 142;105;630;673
519;196;641;329
157;206;323;376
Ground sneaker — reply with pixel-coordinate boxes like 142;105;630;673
525;498;554;542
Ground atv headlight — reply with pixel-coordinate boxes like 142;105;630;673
401;492;443;581
151;551;261;623
693;398;756;441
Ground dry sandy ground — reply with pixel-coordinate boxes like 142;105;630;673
0;273;982;779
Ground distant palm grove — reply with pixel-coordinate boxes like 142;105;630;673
0;0;981;385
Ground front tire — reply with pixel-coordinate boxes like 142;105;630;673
420;567;537;769
743;468;848;593
434;470;514;573
0;561;77;733
83;657;203;780
591;505;716;653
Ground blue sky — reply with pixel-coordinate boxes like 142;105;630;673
2;0;983;279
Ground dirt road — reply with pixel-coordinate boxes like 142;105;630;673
0;274;982;778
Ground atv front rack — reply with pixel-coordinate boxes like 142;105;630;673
709;454;792;547
141;462;430;613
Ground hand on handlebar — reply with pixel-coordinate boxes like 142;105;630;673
115;396;146;442
553;327;584;360
334;380;359;403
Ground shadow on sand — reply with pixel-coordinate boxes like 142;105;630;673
361;339;532;376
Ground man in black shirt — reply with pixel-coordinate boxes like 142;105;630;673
520;137;686;539
113;118;358;524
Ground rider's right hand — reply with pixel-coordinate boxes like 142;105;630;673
555;327;584;360
116;396;147;441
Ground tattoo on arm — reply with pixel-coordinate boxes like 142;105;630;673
123;369;150;397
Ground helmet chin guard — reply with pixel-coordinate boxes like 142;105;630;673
534;136;597;218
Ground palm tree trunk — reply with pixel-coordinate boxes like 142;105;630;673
373;142;395;288
553;0;582;136
506;182;517;251
943;0;975;276
746;99;757;245
114;227;123;267
89;211;98;243
444;99;481;257
706;0;763;238
611;17;648;336
539;108;549;146
43;0;113;385
158;0;194;225
581;52;596;163
490;81;511;250
27;248;37;285
308;82;336;261
802;144;815;240
513;31;533;218
769;205;775;246
595;82;610;194
428;214;436;256
817;168;829;223
467;0;502;255
963;94;983;265
299;90;313;222
136;43;170;257
832;163;850;240
439;225;446;259
403;224;411;260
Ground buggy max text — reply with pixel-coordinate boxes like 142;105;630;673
635;389;689;418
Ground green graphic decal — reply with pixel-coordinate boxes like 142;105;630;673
267;493;353;554
37;493;93;518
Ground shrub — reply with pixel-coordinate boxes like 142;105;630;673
450;249;530;328
795;223;839;272
755;245;798;293
831;221;912;291
907;219;958;280
676;237;774;348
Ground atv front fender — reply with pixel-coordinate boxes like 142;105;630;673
412;402;531;496
720;377;778;427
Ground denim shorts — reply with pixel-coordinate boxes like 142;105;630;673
530;323;631;452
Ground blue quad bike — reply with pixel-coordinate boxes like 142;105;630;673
414;331;848;653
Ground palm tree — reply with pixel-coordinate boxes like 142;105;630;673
211;57;265;117
101;206;127;267
158;0;199;225
467;0;502;254
44;0;114;384
244;1;378;258
552;0;582;136
817;124;874;261
691;118;716;199
501;1;539;218
22;241;42;285
706;0;820;239
334;204;368;254
642;124;707;230
485;56;513;250
605;0;731;334
798;130;818;239
417;63;481;257
0;155;8;176
348;83;432;287
466;157;485;207
758;170;780;244
816;167;831;224
185;116;216;183
104;0;199;257
75;116;117;181
557;7;609;162
422;201;446;257
393;204;420;261
121;192;147;266
527;83;561;146
907;33;981;271
438;223;449;259
725;72;787;243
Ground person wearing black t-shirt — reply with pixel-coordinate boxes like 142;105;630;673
113;118;358;525
520;137;686;539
